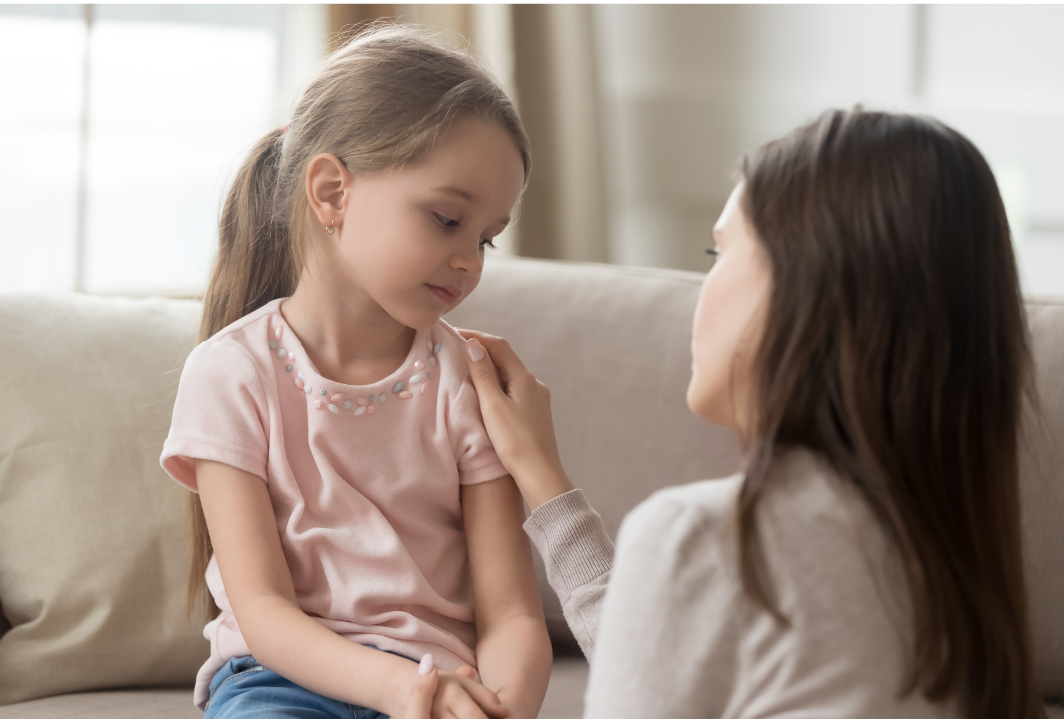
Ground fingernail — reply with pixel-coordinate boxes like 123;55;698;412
466;338;484;362
418;653;435;675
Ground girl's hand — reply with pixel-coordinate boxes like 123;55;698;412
401;655;509;719
458;329;575;511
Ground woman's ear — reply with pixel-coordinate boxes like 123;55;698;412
305;153;352;232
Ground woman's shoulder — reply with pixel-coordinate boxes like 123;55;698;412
617;474;745;564
618;448;884;572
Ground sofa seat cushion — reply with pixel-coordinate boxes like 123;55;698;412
0;689;199;719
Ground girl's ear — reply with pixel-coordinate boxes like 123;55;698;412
305;153;352;232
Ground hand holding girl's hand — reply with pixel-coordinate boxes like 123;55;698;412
401;655;509;719
458;329;574;511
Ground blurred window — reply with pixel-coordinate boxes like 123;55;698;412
0;4;324;296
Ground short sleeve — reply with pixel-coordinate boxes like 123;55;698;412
160;340;270;492
447;371;508;486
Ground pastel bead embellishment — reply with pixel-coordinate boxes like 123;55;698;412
369;395;376;403
420;383;428;395
294;376;304;390
342;400;352;410
298;372;305;380
305;385;312;395
366;405;376;414
428;356;436;366
319;389;327;396
392;382;404;393
274;326;282;340
285;365;293;372
397;390;413;399
354;406;367;416
409;374;423;384
269;341;278;350
378;394;386;404
414;360;424;370
313;399;324;410
276;348;288;359
331;393;344;402
356;397;369;406
426;338;434;352
327;404;340;414
433;342;442;354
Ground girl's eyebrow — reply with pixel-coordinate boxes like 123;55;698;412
433;186;511;226
433;186;477;203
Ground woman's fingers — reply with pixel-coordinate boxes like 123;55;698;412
455;329;531;387
455;665;477;680
402;655;438;719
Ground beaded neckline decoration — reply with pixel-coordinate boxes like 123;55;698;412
268;325;440;417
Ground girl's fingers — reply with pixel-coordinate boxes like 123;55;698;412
455;665;477;679
455;676;509;718
449;689;491;719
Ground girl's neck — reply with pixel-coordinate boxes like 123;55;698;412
280;268;416;387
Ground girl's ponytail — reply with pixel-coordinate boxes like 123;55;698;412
201;127;297;342
186;127;299;618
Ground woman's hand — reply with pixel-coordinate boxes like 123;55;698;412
458;329;574;511
401;658;505;719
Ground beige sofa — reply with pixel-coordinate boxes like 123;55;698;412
0;256;1061;718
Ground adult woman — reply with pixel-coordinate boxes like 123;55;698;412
414;108;1046;718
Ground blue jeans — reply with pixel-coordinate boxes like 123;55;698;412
205;650;416;719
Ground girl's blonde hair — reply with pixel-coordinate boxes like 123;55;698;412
187;22;531;618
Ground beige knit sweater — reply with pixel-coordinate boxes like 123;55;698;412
522;449;959;718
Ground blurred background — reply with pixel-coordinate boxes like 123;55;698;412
2;4;1062;297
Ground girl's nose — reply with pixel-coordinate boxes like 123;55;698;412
451;241;484;275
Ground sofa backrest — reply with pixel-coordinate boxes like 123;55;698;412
0;256;1061;704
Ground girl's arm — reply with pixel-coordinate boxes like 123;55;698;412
458;329;614;657
195;459;508;719
462;474;553;719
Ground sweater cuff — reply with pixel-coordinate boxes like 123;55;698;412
523;489;614;602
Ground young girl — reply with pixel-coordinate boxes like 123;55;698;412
160;25;551;719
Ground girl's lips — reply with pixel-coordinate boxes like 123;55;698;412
427;284;460;303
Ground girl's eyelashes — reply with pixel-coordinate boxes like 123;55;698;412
435;211;497;250
435;212;460;229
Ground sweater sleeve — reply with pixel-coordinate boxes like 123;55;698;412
522;489;614;660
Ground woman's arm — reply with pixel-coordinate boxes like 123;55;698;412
195;459;507;719
462;475;553;719
458;329;615;656
522;488;613;660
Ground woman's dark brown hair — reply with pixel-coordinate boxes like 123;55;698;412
738;108;1043;718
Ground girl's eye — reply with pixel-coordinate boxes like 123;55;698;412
480;238;498;251
435;213;460;229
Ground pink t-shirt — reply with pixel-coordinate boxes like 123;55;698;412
160;298;507;709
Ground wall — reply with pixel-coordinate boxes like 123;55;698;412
595;5;1064;294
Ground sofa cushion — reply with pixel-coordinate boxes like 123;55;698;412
0;294;206;706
